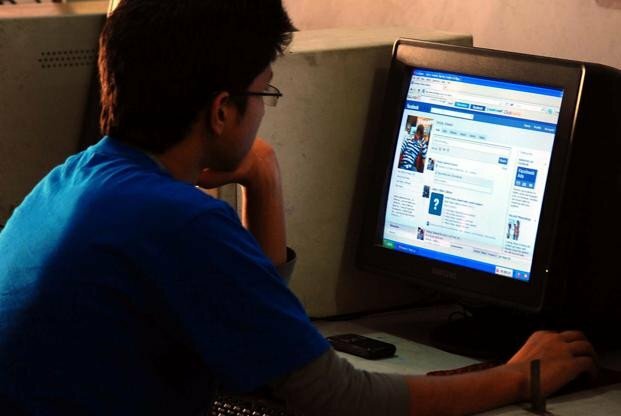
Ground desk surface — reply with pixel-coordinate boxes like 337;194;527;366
314;305;621;416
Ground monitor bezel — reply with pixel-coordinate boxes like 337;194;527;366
358;39;585;312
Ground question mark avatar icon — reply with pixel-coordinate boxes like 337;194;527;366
428;193;444;216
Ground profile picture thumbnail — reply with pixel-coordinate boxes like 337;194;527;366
507;219;521;241
398;116;433;173
427;158;435;171
422;185;430;198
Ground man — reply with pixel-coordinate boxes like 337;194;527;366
0;1;596;415
399;124;428;172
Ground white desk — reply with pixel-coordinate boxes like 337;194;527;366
314;306;621;416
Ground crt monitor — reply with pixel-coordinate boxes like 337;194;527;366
0;2;106;227
358;39;621;354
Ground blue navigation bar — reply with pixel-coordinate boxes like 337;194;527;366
405;101;557;134
513;270;530;281
383;240;531;282
390;241;497;274
413;69;564;98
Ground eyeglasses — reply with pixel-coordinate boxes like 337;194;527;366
236;84;282;107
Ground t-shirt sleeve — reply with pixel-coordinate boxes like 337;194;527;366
157;202;330;393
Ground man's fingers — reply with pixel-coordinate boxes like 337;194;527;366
572;356;598;379
559;330;587;343
567;340;596;357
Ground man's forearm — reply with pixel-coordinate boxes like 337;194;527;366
405;364;526;416
242;156;287;266
196;138;288;267
270;349;525;416
402;330;595;415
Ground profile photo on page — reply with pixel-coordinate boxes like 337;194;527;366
398;116;433;173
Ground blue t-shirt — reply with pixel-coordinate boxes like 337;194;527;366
0;137;329;415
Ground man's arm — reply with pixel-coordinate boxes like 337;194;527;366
405;330;596;415
197;138;287;266
238;141;287;266
270;330;596;416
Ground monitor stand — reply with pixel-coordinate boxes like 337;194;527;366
428;305;543;360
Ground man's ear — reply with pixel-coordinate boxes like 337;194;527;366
207;91;232;137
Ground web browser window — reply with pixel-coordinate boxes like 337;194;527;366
383;69;564;282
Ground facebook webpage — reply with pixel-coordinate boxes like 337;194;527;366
383;69;564;282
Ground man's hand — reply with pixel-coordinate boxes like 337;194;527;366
404;330;597;416
197;138;287;266
507;330;598;400
197;138;278;191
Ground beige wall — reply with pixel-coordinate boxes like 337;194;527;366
284;0;621;69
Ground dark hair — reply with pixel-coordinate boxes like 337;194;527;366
416;124;425;135
98;0;295;153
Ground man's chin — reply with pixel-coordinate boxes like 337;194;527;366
207;157;243;173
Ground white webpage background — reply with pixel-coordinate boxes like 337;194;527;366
384;76;561;275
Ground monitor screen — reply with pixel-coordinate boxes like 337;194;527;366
359;39;585;312
382;68;564;283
